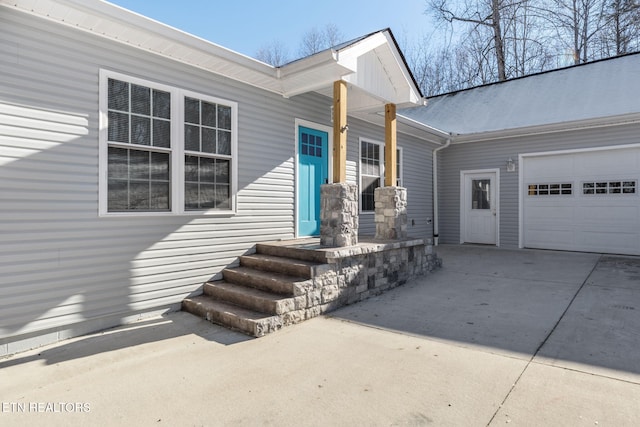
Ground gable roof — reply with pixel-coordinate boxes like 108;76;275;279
400;52;640;141
282;29;424;111
2;0;424;113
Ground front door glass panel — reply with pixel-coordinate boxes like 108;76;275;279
471;179;491;210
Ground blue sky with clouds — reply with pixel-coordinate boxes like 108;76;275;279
107;0;437;59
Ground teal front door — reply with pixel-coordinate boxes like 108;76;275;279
298;126;328;236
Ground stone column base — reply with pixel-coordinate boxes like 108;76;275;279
374;186;407;240
320;183;358;247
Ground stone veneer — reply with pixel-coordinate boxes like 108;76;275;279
374;186;407;240
277;238;442;325
320;183;358;247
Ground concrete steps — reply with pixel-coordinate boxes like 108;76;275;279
182;297;283;337
182;244;324;337
203;281;299;315
221;266;300;295
255;242;329;264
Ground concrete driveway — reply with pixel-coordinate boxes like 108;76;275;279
1;245;639;426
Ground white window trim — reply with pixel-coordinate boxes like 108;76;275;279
358;138;403;214
98;69;238;216
359;138;384;214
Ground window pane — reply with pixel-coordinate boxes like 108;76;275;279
131;84;150;115
107;179;128;211
215;185;230;208
218;130;231;155
153;90;171;119
361;176;379;212
108;79;129;111
216;159;230;183
200;184;215;208
131;116;151;146
202;102;216;127
153;119;171;148
108;147;128;179
185;183;199;210
370;161;380;177
108;111;129;143
185;125;200;151
150;152;170;180
471;179;490;209
202;128;216;153
200;157;215;182
185;155;199;182
129;181;150;210
217;105;231;130
184;97;200;124
150;182;170;210
129;150;149;180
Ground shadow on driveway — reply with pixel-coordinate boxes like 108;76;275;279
0;313;250;369
330;245;640;380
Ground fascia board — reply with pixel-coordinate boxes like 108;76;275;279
278;50;346;77
451;112;640;144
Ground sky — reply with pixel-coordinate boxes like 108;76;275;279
107;0;438;60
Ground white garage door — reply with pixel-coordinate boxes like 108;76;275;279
523;146;640;255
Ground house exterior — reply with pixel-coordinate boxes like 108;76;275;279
0;0;437;354
2;0;639;355
400;54;640;256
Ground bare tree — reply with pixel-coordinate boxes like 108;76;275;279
255;40;290;66
298;24;344;57
428;0;509;80
501;0;555;75
598;0;640;55
541;0;608;63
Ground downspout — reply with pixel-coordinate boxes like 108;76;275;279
432;137;452;246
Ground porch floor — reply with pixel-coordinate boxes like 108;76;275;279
261;236;427;261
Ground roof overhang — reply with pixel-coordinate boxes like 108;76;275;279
299;31;425;110
2;0;425;114
449;112;640;144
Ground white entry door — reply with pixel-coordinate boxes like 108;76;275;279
462;171;498;245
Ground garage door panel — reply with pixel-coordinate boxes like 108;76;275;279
523;146;640;255
525;156;575;179
524;204;575;221
574;150;638;175
575;230;640;253
525;229;575;250
574;205;638;223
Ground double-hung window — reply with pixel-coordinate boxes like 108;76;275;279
100;71;237;215
359;139;403;212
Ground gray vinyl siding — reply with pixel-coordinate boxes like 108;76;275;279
437;123;640;247
0;9;304;341
0;8;436;348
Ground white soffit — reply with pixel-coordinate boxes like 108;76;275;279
337;31;422;109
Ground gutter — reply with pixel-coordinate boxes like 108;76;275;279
432;137;452;246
